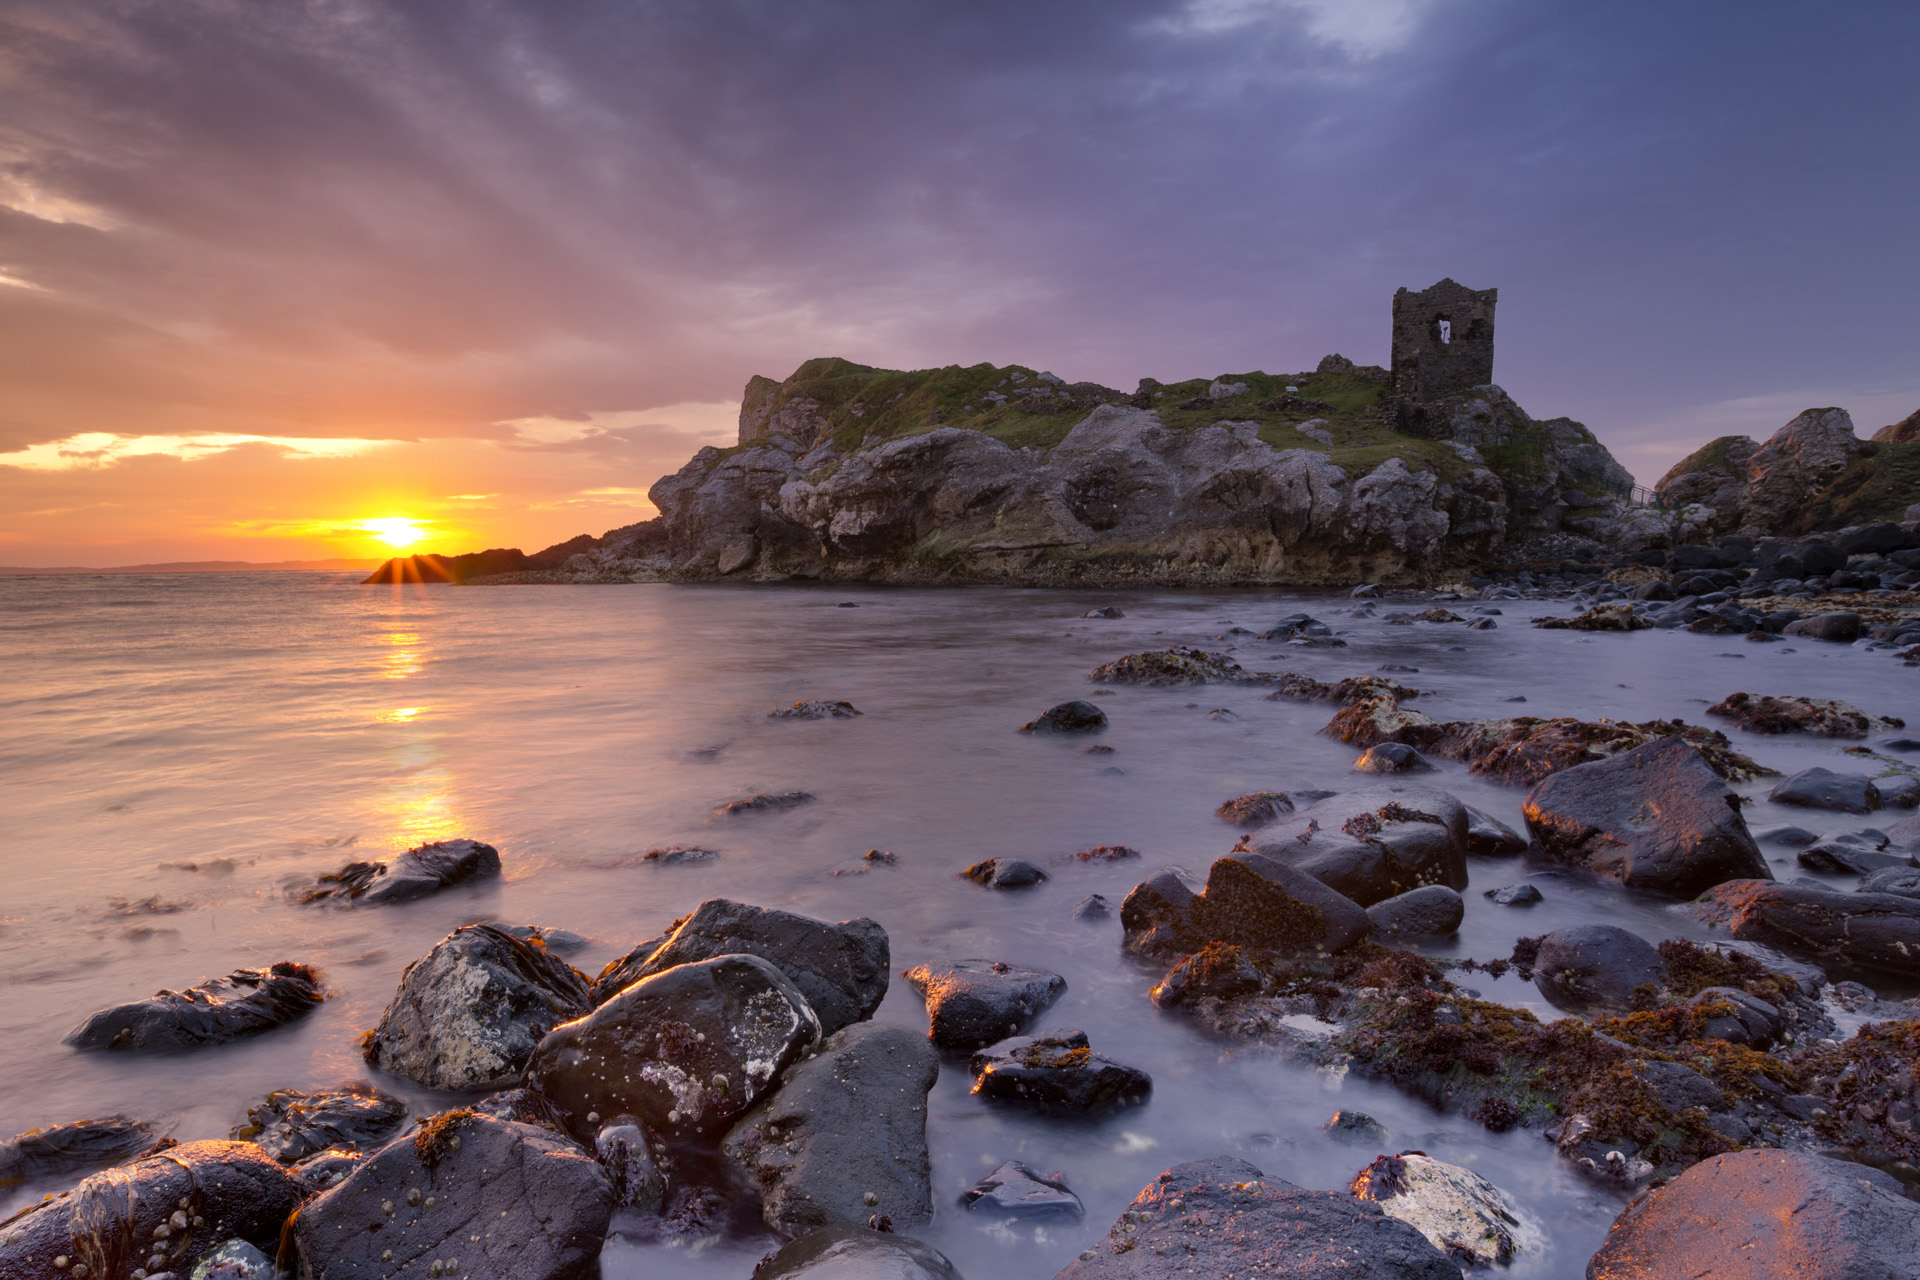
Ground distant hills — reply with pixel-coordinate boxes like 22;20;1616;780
0;558;383;575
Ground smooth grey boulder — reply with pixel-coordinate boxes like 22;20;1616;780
756;1226;960;1280
1532;925;1668;1013
961;1161;1083;1220
1689;879;1920;976
902;959;1065;1051
1585;1149;1920;1279
526;953;820;1140
589;899;888;1035
720;1021;938;1235
970;1031;1149;1112
1054;1155;1457;1280
0;1140;301;1280
64;962;324;1052
364;925;590;1091
1255;784;1469;906
961;857;1049;888
292;1112;612;1280
1486;882;1543;906
1750;824;1818;848
1769;767;1881;814
1796;829;1909;875
299;838;501;906
1522;736;1770;896
1364;886;1464;938
234;1085;405;1164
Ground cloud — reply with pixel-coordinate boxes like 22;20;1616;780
501;401;739;449
1162;0;1433;55
0;432;397;471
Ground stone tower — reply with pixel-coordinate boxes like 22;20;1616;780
1390;279;1496;416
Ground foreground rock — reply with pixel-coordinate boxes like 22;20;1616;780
590;899;888;1035
64;961;323;1051
961;1161;1084;1220
364;925;590;1090
721;1021;938;1235
1585;1149;1920;1280
0;1140;302;1280
1531;926;1668;1014
1522;736;1770;896
756;1226;960;1280
293;1112;613;1280
902;959;1066;1051
234;1085;406;1163
1121;856;1370;959
1054;1155;1457;1280
1253;784;1469;906
970;1031;1150;1111
298;838;501;906
1349;1151;1539;1268
1705;693;1899;738
1690;880;1920;976
0;1116;163;1190
527;953;820;1139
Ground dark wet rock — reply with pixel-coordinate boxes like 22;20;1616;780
592;1116;664;1213
721;1021;938;1234
754;1226;960;1280
494;925;590;955
292;1112;612;1280
1858;865;1920;898
1364;886;1463;938
1121;855;1370;959
468;1088;570;1131
0;1116;164;1190
1055;1155;1456;1280
1088;647;1255;686
960;858;1048;889
64;961;323;1052
234;1086;405;1164
1082;606;1124;618
1019;701;1108;733
299;839;502;906
1214;791;1295;828
1463;805;1528;855
0;1140;301;1280
291;1149;364;1193
1874;773;1920;808
1881;736;1920;753
1485;882;1543;906
1690;880;1920;976
1532;604;1651;631
1254;784;1469;907
1465;616;1497;630
961;1161;1083;1220
1585;1149;1919;1280
1072;894;1112;919
1532;925;1668;1014
187;1239;271;1280
770;701;862;719
1705;692;1897;738
1781;611;1861;643
1074;845;1141;862
1684;987;1786;1048
641;845;716;865
1352;743;1435;774
1768;767;1880;813
1323;1110;1388;1142
364;924;590;1091
1797;829;1910;875
713;791;817;818
1522;736;1770;896
1631;1058;1724;1112
903;959;1065;1051
1751;824;1818;848
969;1031;1150;1112
1149;942;1264;1009
590;899;889;1036
528;953;820;1140
586;930;672;1006
1348;1151;1538;1268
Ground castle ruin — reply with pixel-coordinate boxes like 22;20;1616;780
1390;278;1496;429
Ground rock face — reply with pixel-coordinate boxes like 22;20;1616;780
1054;1155;1457;1280
902;959;1066;1051
1253;784;1470;906
292;1112;613;1280
0;1140;303;1280
0;1116;163;1189
235;1086;406;1163
1739;408;1876;537
526;953;820;1140
1120;856;1370;959
1585;1149;1920;1280
720;1021;939;1235
970;1031;1151;1112
364;925;591;1091
1690;880;1920;976
299;839;501;906
590;899;888;1036
1349;1152;1539;1268
756;1226;960;1280
1532;926;1668;1013
1521;737;1770;896
64;962;324;1051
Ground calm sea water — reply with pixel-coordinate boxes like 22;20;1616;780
1;572;1912;1278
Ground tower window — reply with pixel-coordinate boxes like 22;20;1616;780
1438;319;1452;344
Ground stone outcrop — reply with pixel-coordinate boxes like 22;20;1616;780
1649;407;1898;542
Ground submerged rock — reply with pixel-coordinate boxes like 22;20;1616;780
364;924;591;1091
1532;603;1651;631
292;1112;613;1280
1087;648;1251;686
712;791;817;818
0;1116;164;1190
1463;805;1528;855
1705;692;1898;738
234;1085;406;1164
903;959;1066;1051
770;700;862;719
299;838;501;906
720;1021;939;1235
1486;882;1543;906
1348;1151;1538;1268
1796;829;1909;875
1019;701;1108;733
1253;784;1470;906
1214;791;1296;828
960;858;1048;889
1352;743;1436;774
960;1161;1084;1220
64;961;323;1051
1690;880;1920;976
591;1116;664;1213
1768;768;1881;814
754;1226;960;1280
1532;925;1668;1014
969;1031;1150;1112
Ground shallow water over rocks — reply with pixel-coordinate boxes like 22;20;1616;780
2;571;1915;1278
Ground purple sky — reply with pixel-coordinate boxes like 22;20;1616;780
2;0;1916;562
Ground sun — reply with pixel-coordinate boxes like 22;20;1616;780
360;518;427;549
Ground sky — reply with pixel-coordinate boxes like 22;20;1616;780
2;0;1917;566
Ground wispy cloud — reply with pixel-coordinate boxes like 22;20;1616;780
500;402;739;448
0;433;397;471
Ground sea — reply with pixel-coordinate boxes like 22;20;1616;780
2;571;1913;1278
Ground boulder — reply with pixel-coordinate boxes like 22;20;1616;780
64;962;323;1051
1738;407;1874;538
755;1226;960;1280
1522;736;1769;896
1705;692;1894;738
1858;865;1920;899
770;701;861;719
0;1116;163;1189
1020;701;1108;733
902;960;1065;1051
1349;1151;1539;1268
1684;987;1786;1048
1796;829;1910;875
525;953;820;1140
1689;880;1920;976
364;925;591;1091
1486;882;1543;906
1214;791;1295;828
720;1021;938;1235
591;1116;664;1213
1148;943;1264;1009
1254;784;1469;906
960;1161;1083;1220
1364;886;1464;938
1585;1149;1920;1279
291;1112;612;1280
1121;855;1370;958
1532;926;1668;1013
1352;743;1436;774
589;899;888;1035
1877;774;1920;809
1463;806;1528;855
1054;1155;1457;1280
1532;604;1651;631
299;839;501;906
969;1031;1150;1112
1781;612;1862;643
1088;648;1248;686
1768;768;1881;814
960;857;1049;889
234;1086;406;1164
0;1141;302;1280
